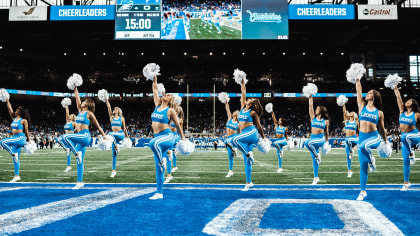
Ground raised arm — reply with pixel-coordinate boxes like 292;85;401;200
122;117;130;138
88;112;106;137
74;87;82;112
342;104;348;122
225;102;232;120
240;79;246;109
105;99;113;120
65;106;70;121
377;111;387;142
356;80;364;114
324;120;329;141
393;88;404;114
152;76;160;107
271;112;278;127
309;96;315;120
22;119;30;141
6;99;15;120
252;112;265;139
169;109;185;139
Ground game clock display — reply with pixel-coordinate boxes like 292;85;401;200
115;0;161;40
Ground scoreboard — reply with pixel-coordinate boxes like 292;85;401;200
115;0;161;40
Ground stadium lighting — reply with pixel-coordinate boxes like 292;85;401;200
141;52;144;55
103;52;106;56
0;46;3;50
223;52;226;55
83;52;87;56
262;52;266;55
209;52;213;56
341;52;345;55
320;52;323;55
302;52;306;55
242;52;245;55
184;52;187;56
162;52;165;56
121;52;125;56
20;48;23;52
64;52;67;56
282;52;286;55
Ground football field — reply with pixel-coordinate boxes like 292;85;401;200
189;18;241;40
1;148;420;235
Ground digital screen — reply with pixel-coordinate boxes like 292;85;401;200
115;0;161;40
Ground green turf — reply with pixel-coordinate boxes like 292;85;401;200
189;18;241;40
0;148;418;185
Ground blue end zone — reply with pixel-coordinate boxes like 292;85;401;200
1;183;419;235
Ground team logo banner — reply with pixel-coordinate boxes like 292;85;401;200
9;6;47;21
50;6;115;21
242;0;289;40
358;5;398;20
289;5;355;20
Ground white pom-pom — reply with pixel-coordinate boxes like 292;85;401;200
336;95;348;107
66;73;83;90
24;140;37;154
174;95;182;105
384;73;402;90
122;138;132;149
0;88;11;102
302;83;318;98
233;69;248;85
157;83;165;96
98;89;109;103
265;103;273;113
218;92;230;104
346;63;366;84
257;138;271;154
377;141;392;158
176;139;195;155
321;142;331;154
97;135;113;151
61;97;72;108
142;63;161;81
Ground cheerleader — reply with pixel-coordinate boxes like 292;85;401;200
56;104;76;172
149;76;186;200
304;95;329;185
165;105;184;183
342;104;359;178
105;99;129;178
232;79;266;191
0;97;31;182
392;87;420;191
355;80;387;200
224;100;239;178
61;86;107;190
272;110;288;173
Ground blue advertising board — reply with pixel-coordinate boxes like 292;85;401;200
242;0;289;39
50;5;115;21
289;5;355;20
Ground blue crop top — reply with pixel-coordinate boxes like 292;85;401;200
111;116;122;127
359;106;379;125
151;106;170;124
311;118;326;130
226;119;238;131
64;122;75;131
11;118;23;130
345;121;357;131
276;126;286;135
76;111;90;125
238;109;253;123
399;112;416;127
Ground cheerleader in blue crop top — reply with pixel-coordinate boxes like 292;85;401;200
271;110;289;173
56;103;77;173
341;103;359;178
392;87;420;191
148;75;187;200
164;105;184;184
61;86;107;190
223;100;240;178
304;95;330;185
0;97;31;183
105;99;130;178
354;80;388;200
232;77;267;191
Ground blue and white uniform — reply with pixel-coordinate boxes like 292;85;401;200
399;111;420;183
56;121;75;167
358;106;381;191
233;108;258;183
0;118;26;176
304;117;326;178
274;126;287;169
61;111;92;182
109;116;125;171
149;106;175;194
225;119;239;171
166;122;180;174
345;120;358;171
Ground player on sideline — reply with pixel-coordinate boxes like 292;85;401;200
214;11;222;34
149;75;185;200
392;87;420;191
0;97;31;182
355;80;387;200
184;12;191;32
342;104;359;178
224;100;239;178
61;86;107;190
56;103;76;172
272;109;288;173
105;99;130;178
165;105;184;183
304;95;330;185
233;78;266;191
